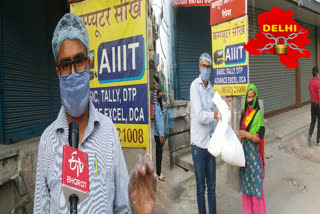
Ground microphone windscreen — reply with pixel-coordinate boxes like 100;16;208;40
68;122;79;149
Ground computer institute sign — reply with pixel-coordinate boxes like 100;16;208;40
211;15;248;96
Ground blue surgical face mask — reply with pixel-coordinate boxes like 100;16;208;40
201;67;211;82
59;69;90;117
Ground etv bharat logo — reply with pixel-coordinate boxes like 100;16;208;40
244;7;311;69
68;151;84;177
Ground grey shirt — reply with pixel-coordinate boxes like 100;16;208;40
33;101;131;214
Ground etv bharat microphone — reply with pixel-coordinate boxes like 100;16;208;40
62;122;90;214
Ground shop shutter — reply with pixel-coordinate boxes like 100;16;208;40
248;7;296;113
298;22;316;104
175;6;211;100
1;2;61;144
318;27;320;67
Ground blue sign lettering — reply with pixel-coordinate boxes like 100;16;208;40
225;43;246;65
90;84;148;124
98;35;144;83
213;66;248;85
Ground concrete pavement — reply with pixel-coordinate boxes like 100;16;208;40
266;104;311;144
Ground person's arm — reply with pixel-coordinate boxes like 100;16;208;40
251;133;260;143
159;113;165;142
317;81;320;104
238;129;260;143
113;125;131;214
309;81;312;100
33;135;50;214
154;105;164;142
238;126;265;143
190;82;214;124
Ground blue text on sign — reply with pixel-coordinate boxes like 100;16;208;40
225;43;246;65
98;35;144;83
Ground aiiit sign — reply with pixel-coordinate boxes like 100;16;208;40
98;35;144;83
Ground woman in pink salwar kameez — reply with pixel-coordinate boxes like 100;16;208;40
238;84;266;214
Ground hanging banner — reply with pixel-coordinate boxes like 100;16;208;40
71;0;149;152
210;0;247;25
173;0;214;7
211;15;248;96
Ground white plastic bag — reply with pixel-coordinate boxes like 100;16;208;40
221;126;245;167
212;91;231;124
207;121;223;157
207;91;245;167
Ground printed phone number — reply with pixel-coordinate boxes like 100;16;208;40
116;128;144;144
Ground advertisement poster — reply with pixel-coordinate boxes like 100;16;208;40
211;15;248;96
71;0;149;151
210;0;246;26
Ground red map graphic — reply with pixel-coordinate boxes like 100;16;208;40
244;7;311;69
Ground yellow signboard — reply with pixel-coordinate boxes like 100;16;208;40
71;0;149;152
211;15;248;96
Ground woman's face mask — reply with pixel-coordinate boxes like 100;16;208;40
246;90;256;107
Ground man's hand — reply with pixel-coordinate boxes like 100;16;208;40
128;154;157;214
217;112;222;121
214;111;219;121
159;135;163;144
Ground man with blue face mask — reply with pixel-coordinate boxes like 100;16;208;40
190;53;218;214
34;13;157;214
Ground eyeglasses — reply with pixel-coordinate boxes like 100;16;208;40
201;64;211;69
57;57;89;76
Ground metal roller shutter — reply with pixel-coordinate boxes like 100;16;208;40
175;6;211;100
298;22;316;104
318;27;320;67
248;7;296;114
1;1;61;144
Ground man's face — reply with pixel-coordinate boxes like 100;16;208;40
199;60;211;73
55;39;92;77
158;92;163;99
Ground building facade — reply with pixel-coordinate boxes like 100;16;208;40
170;0;320;116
